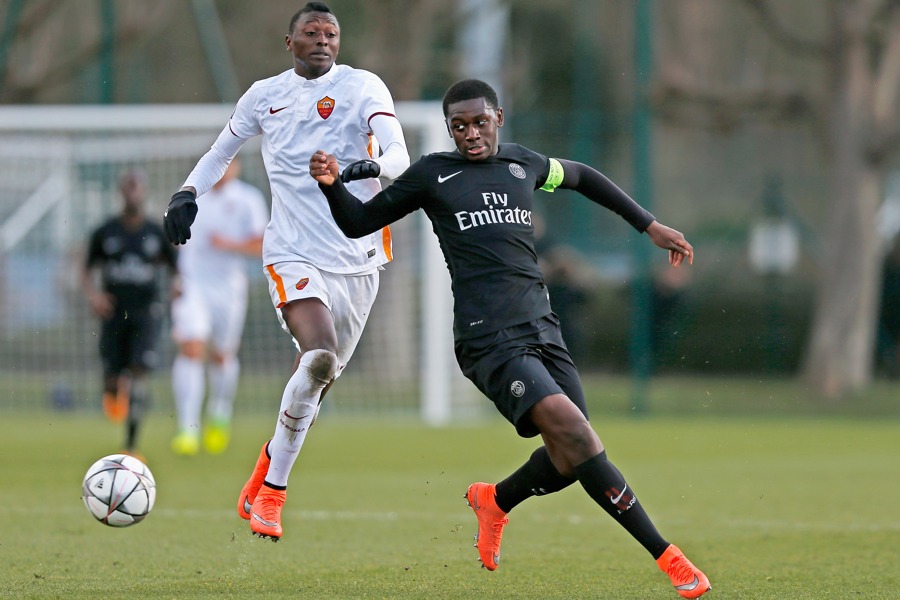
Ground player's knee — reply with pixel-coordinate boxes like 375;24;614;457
300;348;338;384
179;340;206;360
533;398;599;455
208;348;233;364
549;422;601;462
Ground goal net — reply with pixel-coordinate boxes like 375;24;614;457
0;103;485;425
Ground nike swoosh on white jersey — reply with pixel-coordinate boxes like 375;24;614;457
610;484;627;504
437;171;462;183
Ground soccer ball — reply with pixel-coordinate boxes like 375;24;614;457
82;454;156;527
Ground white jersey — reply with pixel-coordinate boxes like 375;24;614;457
183;64;410;274
177;178;269;293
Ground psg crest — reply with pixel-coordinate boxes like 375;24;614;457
317;96;335;119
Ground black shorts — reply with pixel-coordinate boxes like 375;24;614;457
455;313;588;438
99;304;162;377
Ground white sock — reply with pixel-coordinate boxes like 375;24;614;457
266;350;337;487
207;356;239;425
172;354;204;434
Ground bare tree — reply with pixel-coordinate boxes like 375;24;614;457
351;0;453;100
0;0;179;103
656;0;900;398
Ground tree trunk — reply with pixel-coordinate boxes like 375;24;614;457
802;167;882;397
801;2;881;397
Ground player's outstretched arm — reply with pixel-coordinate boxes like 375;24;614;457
555;159;655;231
310;151;381;239
310;150;417;239
645;221;694;267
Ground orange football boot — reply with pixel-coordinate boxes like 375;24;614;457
237;441;270;520
464;482;509;571
102;391;128;423
656;544;711;598
249;485;286;541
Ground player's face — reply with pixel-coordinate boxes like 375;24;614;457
287;12;340;79
119;177;146;216
445;98;504;161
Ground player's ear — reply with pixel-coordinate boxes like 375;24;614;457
496;107;504;127
445;121;452;138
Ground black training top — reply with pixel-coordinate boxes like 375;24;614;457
86;217;178;310
322;143;654;340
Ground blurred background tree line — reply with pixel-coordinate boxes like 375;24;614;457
2;0;900;401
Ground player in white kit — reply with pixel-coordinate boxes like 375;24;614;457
163;2;409;540
170;158;268;456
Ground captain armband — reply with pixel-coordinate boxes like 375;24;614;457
539;158;564;192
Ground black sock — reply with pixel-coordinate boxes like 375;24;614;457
124;379;148;451
574;451;669;559
494;446;576;513
125;420;138;451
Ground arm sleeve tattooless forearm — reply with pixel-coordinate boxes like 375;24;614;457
551;158;655;232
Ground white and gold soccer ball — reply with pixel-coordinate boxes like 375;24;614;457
81;454;156;527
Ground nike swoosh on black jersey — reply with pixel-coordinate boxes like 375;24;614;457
438;171;462;183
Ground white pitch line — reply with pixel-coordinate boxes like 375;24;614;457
10;505;900;533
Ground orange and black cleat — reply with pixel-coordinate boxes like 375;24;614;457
237;441;271;520
250;485;286;541
102;391;128;423
656;544;711;598
464;482;509;571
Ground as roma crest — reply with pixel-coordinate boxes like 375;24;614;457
317;96;335;120
295;277;309;290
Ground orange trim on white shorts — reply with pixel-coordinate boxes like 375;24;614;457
266;264;287;308
382;226;393;262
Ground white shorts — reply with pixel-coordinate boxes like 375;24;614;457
263;261;379;376
171;281;249;354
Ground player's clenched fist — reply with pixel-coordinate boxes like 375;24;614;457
164;189;198;245
310;151;339;186
340;159;380;183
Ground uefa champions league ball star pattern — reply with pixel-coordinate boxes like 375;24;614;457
82;454;156;527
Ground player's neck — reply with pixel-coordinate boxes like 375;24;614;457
120;211;144;230
295;63;334;81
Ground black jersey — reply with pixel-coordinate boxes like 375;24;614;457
86;217;178;310
329;143;555;339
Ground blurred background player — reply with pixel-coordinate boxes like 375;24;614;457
163;2;409;540
169;157;268;456
82;167;178;459
310;79;709;598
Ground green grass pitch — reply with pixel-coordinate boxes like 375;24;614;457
1;395;898;598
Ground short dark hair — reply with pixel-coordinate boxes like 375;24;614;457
289;2;337;34
442;79;499;117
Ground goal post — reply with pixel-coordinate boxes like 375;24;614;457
0;103;482;425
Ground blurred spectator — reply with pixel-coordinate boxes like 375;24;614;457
169;158;268;456
533;213;599;364
81;168;178;458
540;244;600;364
650;262;691;370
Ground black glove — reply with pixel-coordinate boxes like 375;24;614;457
340;159;381;183
164;190;198;245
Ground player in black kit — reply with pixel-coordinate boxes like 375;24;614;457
82;168;178;458
309;79;710;599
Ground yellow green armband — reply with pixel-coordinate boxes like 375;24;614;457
540;158;564;192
